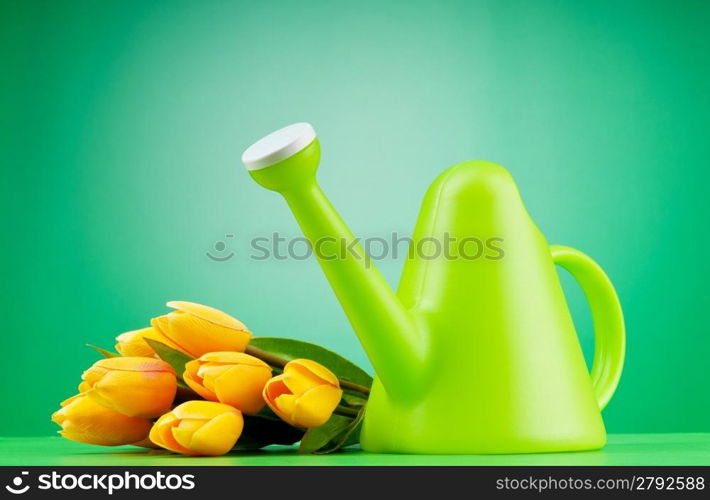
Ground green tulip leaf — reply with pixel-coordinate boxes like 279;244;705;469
342;392;368;406
313;412;364;455
298;414;352;454
143;339;194;389
248;337;373;388
86;344;119;358
233;414;305;451
298;407;364;454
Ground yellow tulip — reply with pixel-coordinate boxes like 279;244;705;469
149;401;243;456
184;352;272;415
263;359;342;428
151;301;251;358
115;326;181;357
51;393;152;446
81;357;177;418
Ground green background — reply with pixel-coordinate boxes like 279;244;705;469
1;0;708;438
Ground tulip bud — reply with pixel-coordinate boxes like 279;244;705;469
263;359;342;428
149;401;244;456
184;352;272;415
151;301;251;358
51;393;152;446
81;357;177;418
115;326;181;357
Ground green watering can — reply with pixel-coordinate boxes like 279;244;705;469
241;123;625;454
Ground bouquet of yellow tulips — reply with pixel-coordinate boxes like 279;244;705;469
52;301;371;456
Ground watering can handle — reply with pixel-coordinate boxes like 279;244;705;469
550;245;626;410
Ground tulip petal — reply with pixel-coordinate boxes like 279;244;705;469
282;369;321;395
81;365;109;388
159;311;251;358
51;409;66;425
60;393;83;407
54;394;152;446
263;375;289;402
292;385;343;428
183;373;218;401
171;418;204;449
177;418;205;432
116;327;183;357
282;359;340;396
150;413;192;455
188;412;244;456
91;357;175;374
196;363;233;387
262;376;291;421
166;301;249;331
89;369;177;418
183;361;218;401
115;327;156;357
150;315;196;357
213;365;271;414
171;400;239;420
286;359;340;387
275;394;297;420
198;352;267;367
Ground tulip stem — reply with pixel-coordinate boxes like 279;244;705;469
334;405;360;418
338;379;371;396
245;345;288;369
245;345;371;395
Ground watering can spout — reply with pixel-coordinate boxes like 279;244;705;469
242;123;425;399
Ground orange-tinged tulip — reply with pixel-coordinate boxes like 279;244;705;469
115;326;181;357
149;401;243;456
51;393;152;446
184;352;271;415
81;357;177;418
151;301;251;358
263;359;342;428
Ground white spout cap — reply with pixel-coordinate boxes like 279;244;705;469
241;122;317;171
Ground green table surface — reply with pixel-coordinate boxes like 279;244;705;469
1;434;709;466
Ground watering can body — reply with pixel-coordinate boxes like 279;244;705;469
242;124;625;454
361;162;624;453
